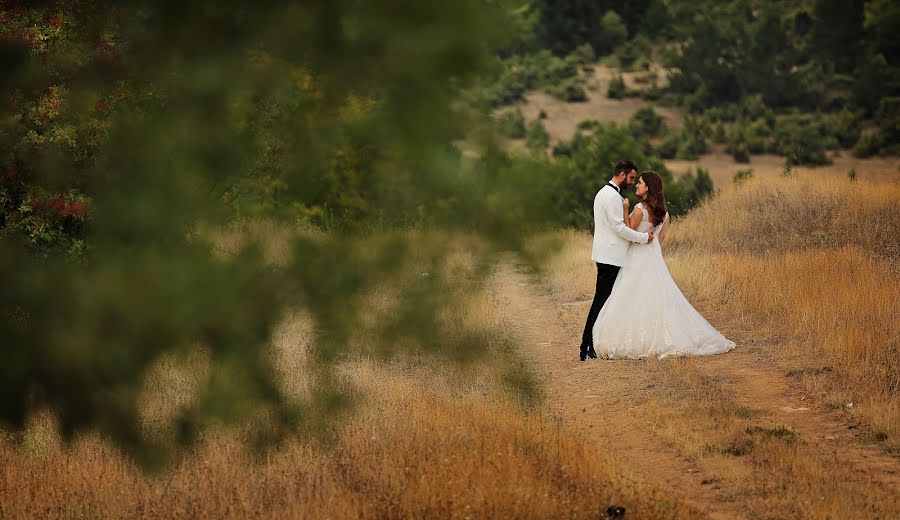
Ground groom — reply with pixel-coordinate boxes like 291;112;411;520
579;160;654;361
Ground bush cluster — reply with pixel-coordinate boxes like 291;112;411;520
526;119;550;151
853;97;900;157
628;105;666;140
606;74;628;99
497;109;526;139
483;49;592;107
654;115;709;160
541;123;715;228
773;114;833;166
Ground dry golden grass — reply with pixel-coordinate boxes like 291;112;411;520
669;174;900;259
525;174;899;517
0;362;695;519
666;175;900;447
559;174;900;448
2;175;897;518
0;225;698;519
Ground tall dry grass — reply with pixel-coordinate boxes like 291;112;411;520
0;223;697;519
0;362;695;519
668;175;900;259
667;176;900;445
531;174;899;518
547;175;900;445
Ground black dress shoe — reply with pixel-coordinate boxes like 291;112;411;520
579;345;588;361
587;345;598;359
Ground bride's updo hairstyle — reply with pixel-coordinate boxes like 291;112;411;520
638;170;667;226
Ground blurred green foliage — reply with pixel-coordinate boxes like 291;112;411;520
606;74;628;100
497;109;527;139
525;118;550;152
0;0;564;465
6;0;897;466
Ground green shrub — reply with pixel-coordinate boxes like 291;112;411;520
552;131;591;158
614;35;652;71
570;43;596;66
675;140;702;160
597;10;628;55
682;84;711;114
484;67;529;107
526;119;550;151
485;50;584;107
705;105;737;123
666;167;715;217
712;121;727;144
607;74;628;99
828;109;862;149
746;119;773;153
577;119;601;131
553;123;678;227
546;78;588;102
727;118;772;159
675;116;710;160
875;96;900;153
740;94;775;126
497;109;526;139
629;105;666;139
731;143;750;163
637;87;663;101
733;168;754;183
656;133;680;159
774;114;831;166
852;130;883;158
541;53;578;84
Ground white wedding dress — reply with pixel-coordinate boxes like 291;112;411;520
592;203;735;359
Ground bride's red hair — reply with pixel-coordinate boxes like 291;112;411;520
639;171;667;226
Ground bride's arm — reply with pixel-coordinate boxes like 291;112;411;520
628;205;643;231
659;213;670;242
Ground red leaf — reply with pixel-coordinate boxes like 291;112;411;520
62;202;86;219
48;197;66;212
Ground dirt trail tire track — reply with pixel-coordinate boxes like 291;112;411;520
493;262;899;519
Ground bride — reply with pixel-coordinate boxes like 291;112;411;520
591;171;735;359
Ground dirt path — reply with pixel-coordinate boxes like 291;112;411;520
493;261;899;519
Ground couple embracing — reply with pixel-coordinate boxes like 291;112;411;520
579;160;735;361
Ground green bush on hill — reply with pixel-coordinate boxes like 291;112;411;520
547;123;714;227
497;0;899;159
629;105;666;139
607;75;628;99
526;119;551;151
546;78;589;102
774;114;832;166
674;116;710;160
497;109;527;139
827;108;863;149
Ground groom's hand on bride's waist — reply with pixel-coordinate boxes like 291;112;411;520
647;228;655;243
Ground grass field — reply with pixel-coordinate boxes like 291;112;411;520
533;174;899;517
2;174;897;518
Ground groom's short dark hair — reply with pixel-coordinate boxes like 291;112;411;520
614;160;638;176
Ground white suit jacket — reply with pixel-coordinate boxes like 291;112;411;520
591;183;649;266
